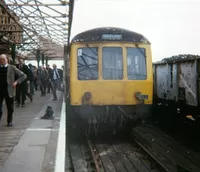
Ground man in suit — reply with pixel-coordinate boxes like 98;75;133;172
57;67;63;91
50;64;61;101
37;66;49;96
28;63;35;96
0;54;27;127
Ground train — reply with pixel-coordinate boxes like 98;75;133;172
66;27;153;134
153;54;200;123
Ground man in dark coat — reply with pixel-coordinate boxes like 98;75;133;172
16;59;32;107
0;54;26;127
28;63;35;96
46;64;53;93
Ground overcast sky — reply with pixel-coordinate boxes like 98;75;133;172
71;0;200;62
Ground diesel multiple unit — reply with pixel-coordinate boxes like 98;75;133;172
67;27;153;134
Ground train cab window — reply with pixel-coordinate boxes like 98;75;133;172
126;47;147;80
77;47;98;80
102;47;123;80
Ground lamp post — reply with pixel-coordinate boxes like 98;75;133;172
41;53;45;66
11;43;16;64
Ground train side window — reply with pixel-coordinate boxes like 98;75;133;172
102;47;123;80
77;47;98;80
126;47;147;80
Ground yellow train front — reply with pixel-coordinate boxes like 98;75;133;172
69;27;153;134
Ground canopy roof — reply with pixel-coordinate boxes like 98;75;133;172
0;0;74;60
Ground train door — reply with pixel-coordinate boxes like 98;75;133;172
178;60;197;106
153;64;157;98
167;63;177;102
154;63;168;100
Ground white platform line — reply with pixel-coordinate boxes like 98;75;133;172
27;128;59;131
54;99;66;172
35;117;61;120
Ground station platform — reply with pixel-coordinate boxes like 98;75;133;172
0;90;65;172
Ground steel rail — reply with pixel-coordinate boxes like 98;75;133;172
87;139;101;172
133;139;169;172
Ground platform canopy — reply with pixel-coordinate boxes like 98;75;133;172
0;0;74;60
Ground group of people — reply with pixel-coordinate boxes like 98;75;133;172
0;53;63;127
36;64;63;100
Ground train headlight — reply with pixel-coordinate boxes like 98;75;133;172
135;92;148;100
83;92;92;100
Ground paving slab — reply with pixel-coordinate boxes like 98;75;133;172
0;90;63;172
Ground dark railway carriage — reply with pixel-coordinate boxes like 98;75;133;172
153;55;200;121
67;27;153;134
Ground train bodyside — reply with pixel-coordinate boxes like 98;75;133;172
153;57;200;119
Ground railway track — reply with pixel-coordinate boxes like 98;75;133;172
66;128;171;172
65;105;200;172
92;134;168;172
66;125;102;172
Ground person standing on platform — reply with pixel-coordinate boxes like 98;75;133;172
28;63;35;96
37;66;49;96
46;64;53;94
57;67;63;91
16;59;32;107
0;54;26;127
50;64;61;101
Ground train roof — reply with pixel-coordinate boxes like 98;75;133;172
71;27;150;44
153;54;200;65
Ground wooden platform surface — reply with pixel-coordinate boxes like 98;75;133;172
0;91;52;167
